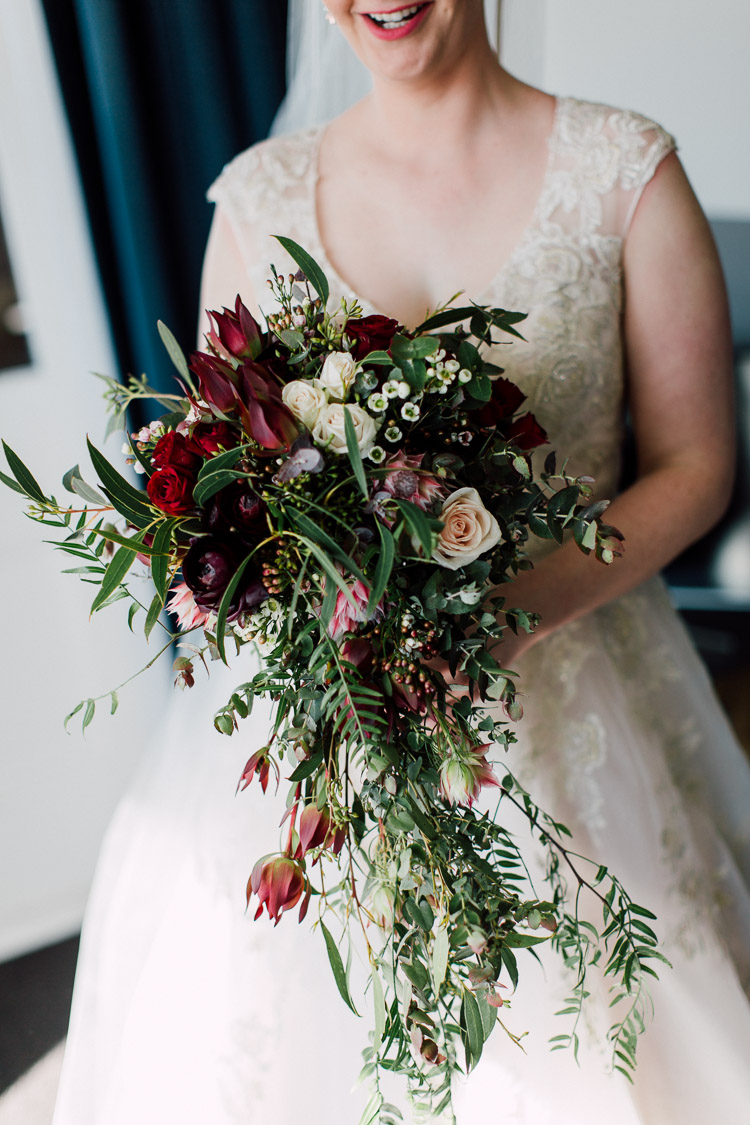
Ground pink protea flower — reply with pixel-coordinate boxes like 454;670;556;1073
166;581;211;631
248;855;310;925
381;452;444;509
327;579;384;641
439;743;500;808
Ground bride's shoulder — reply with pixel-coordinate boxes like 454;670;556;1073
558;95;676;159
206;127;322;207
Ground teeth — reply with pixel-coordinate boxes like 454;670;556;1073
369;4;422;26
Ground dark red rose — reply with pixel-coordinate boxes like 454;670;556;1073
151;431;202;472
147;466;195;514
345;315;401;360
476;377;527;428
503;412;548;451
204;482;266;540
185;421;237;458
182;535;267;614
205;296;263;362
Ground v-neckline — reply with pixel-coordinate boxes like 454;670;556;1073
307;95;565;318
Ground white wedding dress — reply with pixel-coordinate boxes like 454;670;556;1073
52;98;750;1125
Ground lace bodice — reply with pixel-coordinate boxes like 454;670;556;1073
208;96;676;509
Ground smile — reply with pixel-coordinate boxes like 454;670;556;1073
363;2;433;38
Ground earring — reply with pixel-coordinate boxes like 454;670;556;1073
323;7;337;24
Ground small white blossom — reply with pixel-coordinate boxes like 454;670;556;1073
383;380;401;399
444;359;460;374
426;367;437;378
384;425;403;443
458;368;473;384
436;349;447;362
396;381;411;399
367;392;388;413
401;402;420;421
121;441;132;456
368;445;386;464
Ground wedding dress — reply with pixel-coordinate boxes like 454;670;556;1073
52;97;750;1125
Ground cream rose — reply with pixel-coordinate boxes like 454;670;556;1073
312;402;377;456
317;351;357;401
281;380;327;430
432;487;502;569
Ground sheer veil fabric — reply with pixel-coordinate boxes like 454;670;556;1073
50;5;750;1125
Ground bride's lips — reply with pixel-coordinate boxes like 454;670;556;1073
360;2;434;41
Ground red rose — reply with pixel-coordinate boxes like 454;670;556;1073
186;421;237;457
345;315;401;360
147;466;195;514
151;431;202;472
476;377;527;428
503;412;548;451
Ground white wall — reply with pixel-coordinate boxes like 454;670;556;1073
0;0;168;960
501;0;750;219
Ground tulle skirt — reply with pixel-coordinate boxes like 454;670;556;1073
52;577;750;1124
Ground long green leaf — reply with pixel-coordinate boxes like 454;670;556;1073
344;408;368;500
372;966;387;1049
320;921;359;1015
412;307;477;334
1;442;46;504
0;468;26;496
90;544;138;613
431;926;449;992
158;320;197;395
273;236;329;306
144;593;163;640
150;518;175;602
87;439;152;525
395;498;441;559
89;526;158;555
214;552;257;664
366;521;394;617
287;506;366;584
300;537;360;619
461;989;485;1071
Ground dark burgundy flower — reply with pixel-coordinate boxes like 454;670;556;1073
345;315;401;360
151;431;202;472
235;362;299;450
185;421;237;458
206;296;263;362
204;482;266;541
476;377;527;428
248;856;310;925
503;412;548;451
181;535;267;614
189;351;239;414
146;466;195;514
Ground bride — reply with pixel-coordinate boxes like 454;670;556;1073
53;2;750;1123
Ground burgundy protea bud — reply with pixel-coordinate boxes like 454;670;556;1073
237;748;279;795
439;743;500;808
206;296;263;362
295;805;347;860
189;351;239;414
248;856;310;925
236;362;299;450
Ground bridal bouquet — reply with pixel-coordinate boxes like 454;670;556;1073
1;239;664;1122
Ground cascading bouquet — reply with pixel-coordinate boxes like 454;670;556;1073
1;238;665;1122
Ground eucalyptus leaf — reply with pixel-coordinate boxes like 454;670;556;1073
273;236;330;306
90;544;138;614
1;442;47;504
320;921;359;1015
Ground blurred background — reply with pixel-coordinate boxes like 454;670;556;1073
0;0;747;1118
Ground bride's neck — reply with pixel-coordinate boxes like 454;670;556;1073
362;44;513;153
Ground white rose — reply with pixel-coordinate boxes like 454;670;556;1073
318;351;357;401
312;403;377;456
281;380;327;430
432;487;502;569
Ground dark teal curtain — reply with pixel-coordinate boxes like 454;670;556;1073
41;0;287;417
